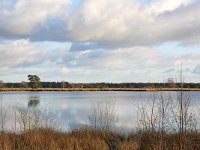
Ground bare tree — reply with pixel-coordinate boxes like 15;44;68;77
137;91;172;149
16;106;41;131
0;97;8;132
137;65;198;150
88;101;118;131
137;92;161;131
169;67;196;150
16;105;56;132
157;93;171;149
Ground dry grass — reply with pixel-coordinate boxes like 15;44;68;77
1;129;200;150
0;129;109;150
0;128;130;150
127;131;200;150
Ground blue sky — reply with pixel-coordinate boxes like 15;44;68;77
0;0;200;83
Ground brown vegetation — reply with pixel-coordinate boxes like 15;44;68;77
1;87;200;91
1;129;200;150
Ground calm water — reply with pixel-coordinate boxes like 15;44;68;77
0;91;200;132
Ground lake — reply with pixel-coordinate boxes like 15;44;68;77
0;91;200;132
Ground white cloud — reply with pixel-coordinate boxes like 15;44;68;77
61;67;70;75
66;0;200;46
0;0;200;82
67;0;144;42
0;0;199;47
0;39;62;68
57;44;200;82
148;0;192;13
193;65;200;74
0;0;69;36
0;39;70;81
62;46;174;71
0;39;199;82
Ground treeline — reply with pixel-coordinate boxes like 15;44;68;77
2;82;72;88
1;82;200;88
71;82;200;88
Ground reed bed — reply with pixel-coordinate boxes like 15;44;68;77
1;129;200;150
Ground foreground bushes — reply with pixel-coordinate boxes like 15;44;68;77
1;128;200;150
0;129;107;150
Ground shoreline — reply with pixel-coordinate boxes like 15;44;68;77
1;87;200;91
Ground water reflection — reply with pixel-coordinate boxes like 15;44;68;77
28;95;40;107
0;91;199;132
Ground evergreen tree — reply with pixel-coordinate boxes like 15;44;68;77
28;75;41;88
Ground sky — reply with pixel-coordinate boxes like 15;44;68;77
0;0;200;83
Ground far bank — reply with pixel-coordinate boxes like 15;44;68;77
1;87;200;91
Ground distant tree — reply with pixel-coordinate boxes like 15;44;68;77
0;80;3;88
21;81;28;88
167;77;176;88
61;81;66;88
28;75;41;89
